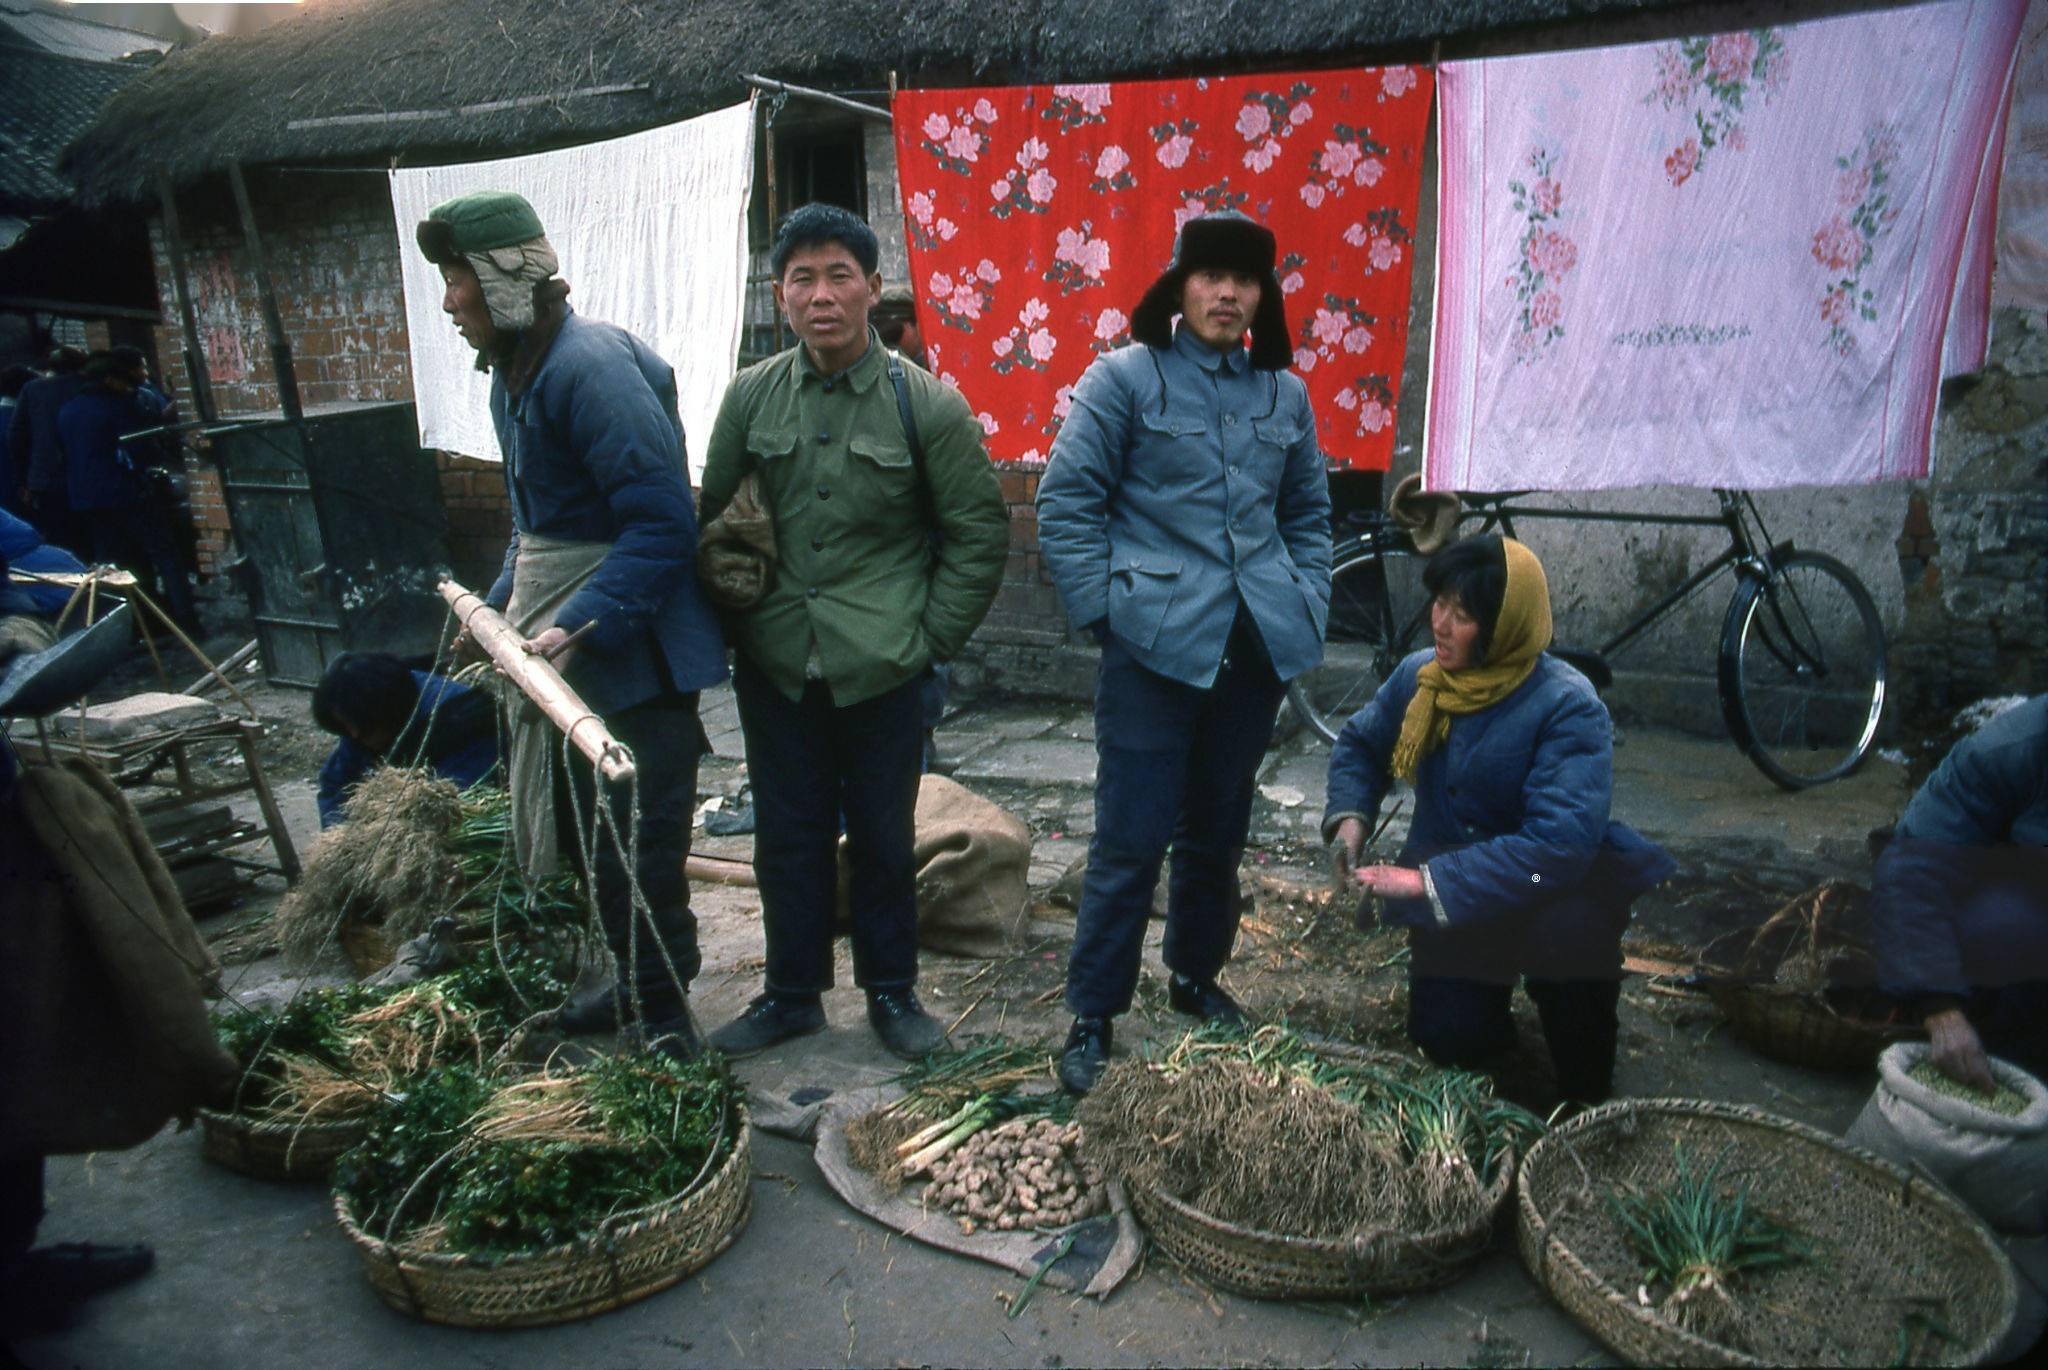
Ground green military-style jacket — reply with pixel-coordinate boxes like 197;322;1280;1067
699;331;1008;705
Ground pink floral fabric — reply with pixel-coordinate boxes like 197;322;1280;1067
894;68;1432;469
1429;0;2025;492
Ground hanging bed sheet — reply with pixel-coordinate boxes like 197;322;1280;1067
389;102;756;479
1426;0;2026;492
894;67;1433;471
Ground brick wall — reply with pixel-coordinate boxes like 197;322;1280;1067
145;171;517;579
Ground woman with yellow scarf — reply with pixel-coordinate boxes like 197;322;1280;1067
1322;535;1674;1107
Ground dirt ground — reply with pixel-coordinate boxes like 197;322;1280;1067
8;663;1915;1370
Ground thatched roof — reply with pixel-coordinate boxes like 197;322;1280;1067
64;0;1861;205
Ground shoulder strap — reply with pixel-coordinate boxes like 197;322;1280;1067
886;352;937;532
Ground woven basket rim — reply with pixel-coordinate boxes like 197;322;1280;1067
1137;1139;1516;1254
197;1105;372;1139
334;1099;750;1273
1515;1095;2018;1367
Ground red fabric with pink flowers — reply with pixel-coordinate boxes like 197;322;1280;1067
891;68;1433;470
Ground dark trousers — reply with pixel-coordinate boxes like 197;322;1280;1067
79;502;197;627
557;694;706;1005
1408;975;1623;1106
733;654;923;995
0;1154;40;1264
1066;612;1287;1020
25;487;74;555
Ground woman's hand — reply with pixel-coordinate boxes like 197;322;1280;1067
1330;818;1366;887
1353;864;1425;900
1924;1007;1997;1093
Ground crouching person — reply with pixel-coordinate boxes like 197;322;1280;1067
1872;693;2047;1089
1037;211;1332;1093
1324;536;1673;1108
311;652;500;828
416;190;726;1057
699;204;1007;1060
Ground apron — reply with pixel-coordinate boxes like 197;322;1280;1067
500;532;609;881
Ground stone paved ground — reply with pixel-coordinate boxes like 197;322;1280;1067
15;678;1915;1370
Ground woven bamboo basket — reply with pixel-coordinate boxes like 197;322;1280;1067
1129;1146;1515;1300
1698;882;1916;1073
1516;1098;2016;1367
198;1107;369;1182
1704;981;1918;1073
334;1103;751;1327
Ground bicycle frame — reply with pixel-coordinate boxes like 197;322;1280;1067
1446;488;1781;666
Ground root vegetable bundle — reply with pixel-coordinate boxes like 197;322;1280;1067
214;955;566;1129
335;1051;738;1259
1606;1141;1810;1354
1078;1024;1542;1240
274;775;585;963
926;1119;1107;1234
844;1039;1112;1234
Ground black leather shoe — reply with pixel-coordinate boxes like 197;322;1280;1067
638;1007;705;1063
1168;974;1246;1028
867;989;946;1060
1058;1017;1113;1094
706;993;826;1058
6;1236;153;1302
553;981;622;1035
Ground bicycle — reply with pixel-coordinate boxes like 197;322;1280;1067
1285;488;1888;790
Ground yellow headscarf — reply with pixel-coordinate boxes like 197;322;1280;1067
1389;538;1553;782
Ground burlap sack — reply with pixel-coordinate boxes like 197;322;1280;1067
0;759;237;1156
835;774;1031;958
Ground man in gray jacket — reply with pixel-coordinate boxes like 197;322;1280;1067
1037;211;1332;1092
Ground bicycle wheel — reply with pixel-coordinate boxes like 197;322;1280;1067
1287;542;1427;744
1718;550;1887;790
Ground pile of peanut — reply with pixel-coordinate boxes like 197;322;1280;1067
926;1118;1106;1234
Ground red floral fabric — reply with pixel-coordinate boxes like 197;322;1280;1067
891;67;1433;470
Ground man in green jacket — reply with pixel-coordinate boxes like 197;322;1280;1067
700;203;1008;1060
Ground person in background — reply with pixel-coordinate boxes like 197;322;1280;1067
698;204;1007;1061
1;365;37;516
310;651;501;828
1036;210;1332;1094
417;189;725;1058
56;352;199;634
1323;535;1675;1110
9;348;88;545
1872;694;2047;1087
0;506;86;623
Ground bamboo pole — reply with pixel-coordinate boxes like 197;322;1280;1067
438;578;635;783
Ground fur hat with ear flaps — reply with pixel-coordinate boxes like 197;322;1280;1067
1129;210;1292;370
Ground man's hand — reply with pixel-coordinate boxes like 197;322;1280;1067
521;625;582;668
450;624;490;666
1924;1007;1997;1093
1354;863;1426;901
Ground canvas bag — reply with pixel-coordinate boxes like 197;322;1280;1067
834;774;1031;957
1847;1041;2048;1235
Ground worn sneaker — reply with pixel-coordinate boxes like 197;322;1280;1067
1168;974;1246;1028
706;993;826;1058
867;989;947;1060
1058;1017;1113;1095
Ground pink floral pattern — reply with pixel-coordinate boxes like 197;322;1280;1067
1504;147;1578;359
1236;82;1316;174
895;68;1433;470
918;102;998;176
1645;27;1788;185
1814;125;1901;355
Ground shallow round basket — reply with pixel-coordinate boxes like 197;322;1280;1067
1705;981;1918;1073
198;1107;368;1182
334;1103;751;1328
1129;1146;1515;1300
1516;1098;2016;1367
